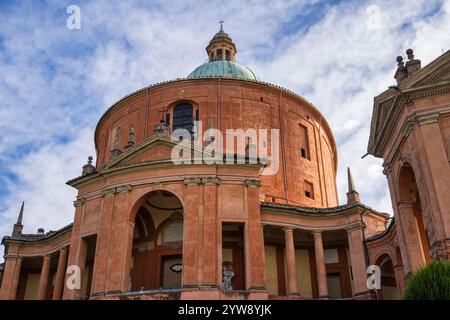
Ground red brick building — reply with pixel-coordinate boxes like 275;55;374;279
1;28;449;300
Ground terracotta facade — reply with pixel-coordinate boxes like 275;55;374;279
1;30;449;300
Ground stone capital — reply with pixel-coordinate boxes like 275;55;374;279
311;229;324;236
345;222;365;233
416;113;440;126
201;177;220;186
101;187;116;197
397;200;415;209
245;179;261;188
283;226;295;232
4;255;23;262
382;163;392;176
116;184;132;193
184;177;202;186
73;198;86;207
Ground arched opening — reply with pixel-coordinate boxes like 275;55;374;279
376;254;400;300
130;190;183;291
398;164;431;263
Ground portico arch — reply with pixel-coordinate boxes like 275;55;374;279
375;253;400;300
129;190;184;291
397;163;431;268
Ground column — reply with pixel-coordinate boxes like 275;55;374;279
37;255;52;300
106;184;134;294
201;177;219;287
346;224;369;297
0;256;22;300
63;198;86;299
244;179;266;292
284;227;299;295
397;201;426;272
393;264;405;295
52;247;68;300
91;187;115;295
182;178;201;287
312;230;328;298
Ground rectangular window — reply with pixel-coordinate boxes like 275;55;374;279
304;181;314;199
226;50;231;61
300;148;307;158
217;49;222;60
299;123;310;160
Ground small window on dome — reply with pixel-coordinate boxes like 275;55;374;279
217;49;222;60
304;180;314;199
226;50;231;61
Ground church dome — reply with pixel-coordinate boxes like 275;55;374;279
187;60;259;80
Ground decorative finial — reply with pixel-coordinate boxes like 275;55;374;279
126;126;135;148
12;201;24;236
396;56;404;66
82;156;96;175
406;48;414;60
219;20;224;31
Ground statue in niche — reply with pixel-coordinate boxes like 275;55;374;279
221;261;235;291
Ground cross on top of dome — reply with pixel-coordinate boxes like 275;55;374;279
206;22;237;62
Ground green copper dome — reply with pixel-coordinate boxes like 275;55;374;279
187;60;259;81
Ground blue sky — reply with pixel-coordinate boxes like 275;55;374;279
0;0;449;247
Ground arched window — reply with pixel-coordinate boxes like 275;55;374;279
173;103;193;133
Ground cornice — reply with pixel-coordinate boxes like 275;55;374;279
381;108;450;171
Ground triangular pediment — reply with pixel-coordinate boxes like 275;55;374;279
106;134;182;169
400;50;450;89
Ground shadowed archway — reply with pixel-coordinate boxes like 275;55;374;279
129;190;184;291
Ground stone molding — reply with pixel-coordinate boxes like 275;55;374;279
416;113;440;126
116;184;132;193
3;255;23;261
396;200;415;209
184;177;202;186
101;184;133;197
345;222;365;233
101;187;116;197
245;179;261;188
201;177;220;186
73;198;86;207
